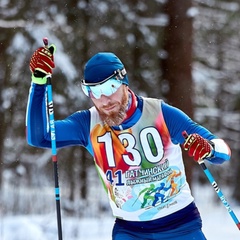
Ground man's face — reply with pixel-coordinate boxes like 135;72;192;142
91;85;129;126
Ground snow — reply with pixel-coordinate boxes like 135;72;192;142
186;7;199;18
193;184;240;240
1;184;239;240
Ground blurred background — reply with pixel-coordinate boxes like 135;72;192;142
0;0;240;239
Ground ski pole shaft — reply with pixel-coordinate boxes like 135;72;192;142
199;161;240;230
44;37;63;240
182;131;240;230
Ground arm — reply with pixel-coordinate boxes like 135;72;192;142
26;83;90;148
161;102;231;164
26;42;90;149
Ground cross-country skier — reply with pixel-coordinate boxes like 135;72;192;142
26;44;231;240
152;182;171;207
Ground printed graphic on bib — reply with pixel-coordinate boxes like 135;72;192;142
123;165;184;210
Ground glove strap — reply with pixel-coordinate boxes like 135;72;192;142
31;74;47;85
207;140;215;158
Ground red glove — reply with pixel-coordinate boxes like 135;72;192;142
183;132;213;161
29;45;55;75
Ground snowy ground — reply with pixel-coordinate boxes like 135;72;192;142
193;184;240;240
1;184;240;240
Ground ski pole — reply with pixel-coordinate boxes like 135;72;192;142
43;37;63;240
182;131;240;230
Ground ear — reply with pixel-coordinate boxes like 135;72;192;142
123;84;129;90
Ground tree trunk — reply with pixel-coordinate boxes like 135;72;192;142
162;0;195;186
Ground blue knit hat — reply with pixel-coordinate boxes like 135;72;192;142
83;52;128;85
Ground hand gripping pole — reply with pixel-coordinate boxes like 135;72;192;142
182;131;240;230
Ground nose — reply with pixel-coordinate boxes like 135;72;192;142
99;94;111;105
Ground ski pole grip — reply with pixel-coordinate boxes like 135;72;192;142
43;37;49;47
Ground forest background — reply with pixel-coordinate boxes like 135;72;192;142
1;0;240;230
